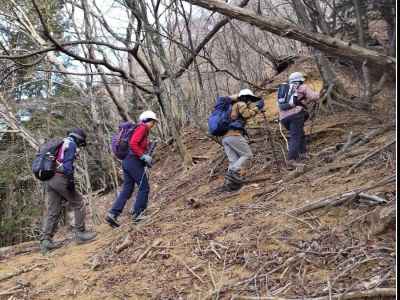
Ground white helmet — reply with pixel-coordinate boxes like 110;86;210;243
139;110;158;122
289;72;305;83
238;89;255;98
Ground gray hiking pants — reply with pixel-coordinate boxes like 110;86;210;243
42;174;85;240
222;135;253;172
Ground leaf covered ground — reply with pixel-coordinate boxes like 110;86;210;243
0;61;396;300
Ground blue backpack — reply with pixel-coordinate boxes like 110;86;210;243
111;122;137;160
208;96;233;136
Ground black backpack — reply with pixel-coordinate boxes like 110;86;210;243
32;138;64;181
277;82;302;111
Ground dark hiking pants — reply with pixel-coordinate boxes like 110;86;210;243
281;110;307;160
109;155;149;218
42;174;85;240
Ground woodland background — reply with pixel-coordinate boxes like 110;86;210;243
0;0;396;247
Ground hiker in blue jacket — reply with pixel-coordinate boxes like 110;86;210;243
41;128;96;253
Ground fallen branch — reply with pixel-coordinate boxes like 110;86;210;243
0;263;47;282
346;140;395;175
353;125;393;147
0;241;40;258
0;286;23;297
358;193;387;204
288;175;395;215
232;287;396;300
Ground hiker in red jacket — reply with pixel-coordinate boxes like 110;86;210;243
106;111;158;227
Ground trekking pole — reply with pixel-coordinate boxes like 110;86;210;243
261;111;281;173
308;101;320;142
138;141;157;189
132;142;157;217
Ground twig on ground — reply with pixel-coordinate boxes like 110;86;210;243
136;239;162;262
171;254;204;283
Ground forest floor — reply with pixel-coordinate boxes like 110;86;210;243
0;60;396;300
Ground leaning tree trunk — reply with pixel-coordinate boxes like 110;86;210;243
182;0;395;71
290;0;357;112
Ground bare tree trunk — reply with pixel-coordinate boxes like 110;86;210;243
182;0;395;71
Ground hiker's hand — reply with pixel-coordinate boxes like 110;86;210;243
229;94;239;101
67;178;75;191
256;99;265;110
140;154;152;167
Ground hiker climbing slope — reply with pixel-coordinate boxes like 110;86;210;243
106;111;158;227
40;128;96;253
277;72;320;170
209;89;264;191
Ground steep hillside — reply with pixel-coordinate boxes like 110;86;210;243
0;64;396;299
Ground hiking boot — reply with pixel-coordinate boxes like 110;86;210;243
223;178;242;192
74;230;96;244
286;160;305;171
40;239;62;254
298;153;310;162
225;170;244;184
132;212;146;224
105;213;120;228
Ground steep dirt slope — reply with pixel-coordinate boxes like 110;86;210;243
0;62;396;299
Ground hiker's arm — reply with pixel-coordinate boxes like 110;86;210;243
237;101;259;119
129;125;148;157
301;85;320;103
62;142;77;176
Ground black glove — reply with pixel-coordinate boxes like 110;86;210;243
66;177;75;191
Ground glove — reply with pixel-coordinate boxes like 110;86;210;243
66;177;75;191
256;99;265;110
140;154;152;167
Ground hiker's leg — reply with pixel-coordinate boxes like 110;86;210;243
299;112;307;155
222;136;240;170
109;163;135;217
288;113;305;160
50;175;86;231
67;190;85;232
226;136;253;172
42;179;63;240
128;158;149;217
133;170;149;217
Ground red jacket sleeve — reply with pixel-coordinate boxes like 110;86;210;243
129;124;149;157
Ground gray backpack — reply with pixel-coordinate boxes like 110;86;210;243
277;82;301;110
